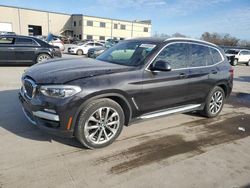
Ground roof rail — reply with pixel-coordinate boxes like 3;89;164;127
165;37;217;46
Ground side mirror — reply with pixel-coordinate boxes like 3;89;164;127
151;60;171;71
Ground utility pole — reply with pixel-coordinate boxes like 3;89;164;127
111;19;113;39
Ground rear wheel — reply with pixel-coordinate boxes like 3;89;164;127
36;53;51;63
77;49;83;55
75;98;124;149
201;86;225;118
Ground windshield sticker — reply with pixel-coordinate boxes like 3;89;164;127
139;44;156;49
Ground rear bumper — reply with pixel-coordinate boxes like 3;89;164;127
19;91;74;138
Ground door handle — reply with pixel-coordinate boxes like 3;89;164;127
211;70;218;74
179;73;187;79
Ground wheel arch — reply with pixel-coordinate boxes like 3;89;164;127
73;91;133;133
215;82;229;98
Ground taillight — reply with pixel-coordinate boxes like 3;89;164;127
229;66;234;77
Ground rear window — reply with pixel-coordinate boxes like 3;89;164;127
210;48;223;64
189;44;213;67
15;38;37;45
0;37;14;44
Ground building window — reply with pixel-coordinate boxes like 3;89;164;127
113;37;118;40
99;36;105;40
144;27;148;32
87;20;93;26
120;38;125;40
120;24;126;30
100;22;106;28
28;25;42;36
114;23;118;29
87;35;93;40
73;21;76;27
79;34;82;40
79;20;82;26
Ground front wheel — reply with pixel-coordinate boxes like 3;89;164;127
201;86;225;118
232;59;238;66
75;98;124;149
247;60;250;66
76;49;83;55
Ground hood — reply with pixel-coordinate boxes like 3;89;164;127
225;54;236;57
89;46;106;51
23;58;134;84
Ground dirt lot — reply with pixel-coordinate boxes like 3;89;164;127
0;57;250;188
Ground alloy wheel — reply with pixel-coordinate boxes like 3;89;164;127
37;54;50;63
209;91;223;114
84;107;120;145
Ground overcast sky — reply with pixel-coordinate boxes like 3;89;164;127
1;0;250;39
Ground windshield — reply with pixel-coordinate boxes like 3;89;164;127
96;41;157;66
225;50;239;54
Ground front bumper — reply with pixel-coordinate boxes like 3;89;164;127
19;90;74;138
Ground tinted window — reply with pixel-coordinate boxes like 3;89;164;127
0;37;14;44
87;42;94;46
15;38;36;45
189;44;213;67
95;43;103;46
240;51;250;55
210;48;223;64
154;43;187;69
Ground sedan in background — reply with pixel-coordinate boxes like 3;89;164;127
47;33;65;51
87;42;116;58
68;41;104;55
0;35;62;65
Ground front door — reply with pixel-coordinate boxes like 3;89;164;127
138;43;190;113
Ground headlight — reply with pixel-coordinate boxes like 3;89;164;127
40;85;81;98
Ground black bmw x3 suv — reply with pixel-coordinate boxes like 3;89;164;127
19;37;233;149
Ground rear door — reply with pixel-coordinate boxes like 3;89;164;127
14;37;39;64
0;36;15;65
186;43;219;104
139;43;190;113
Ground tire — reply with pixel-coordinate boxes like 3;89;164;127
247;60;250;66
232;59;238;66
76;49;83;55
36;53;51;64
201;86;225;118
75;98;124;149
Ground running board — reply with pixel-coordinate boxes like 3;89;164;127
140;104;201;119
